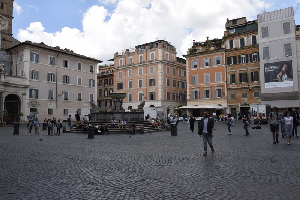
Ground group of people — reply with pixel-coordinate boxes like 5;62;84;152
27;118;41;135
45;117;63;136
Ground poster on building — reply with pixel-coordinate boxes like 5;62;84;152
264;60;293;88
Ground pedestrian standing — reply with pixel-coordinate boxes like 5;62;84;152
291;108;299;137
227;114;234;135
284;111;293;145
198;111;215;156
33;118;40;134
242;113;250;136
56;119;62;135
48;119;53;135
27;120;33;135
268;107;280;144
189;116;195;132
67;115;72;130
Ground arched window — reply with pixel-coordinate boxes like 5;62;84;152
150;53;154;61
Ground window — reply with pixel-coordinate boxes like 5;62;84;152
63;59;69;68
89;93;94;102
47;73;56;82
138;79;143;88
179;69;182;76
89;79;95;87
204;73;210;83
214;56;222;66
240;38;245;47
192;60;199;68
173;79;176;87
129;57;132;65
77;93;82;101
252;35;257;45
254;91;260;98
77;77;82;86
215;88;222;98
63;91;69;100
251;71;259;82
263;46;270;60
215;72;222;83
178;81;181;88
128;69;132;77
150;53;154;61
48;109;53;115
227;56;237;65
128;80;132;89
99;80;103;86
229;40;234;49
20;69;24;77
118;71;122;78
77;62;82;71
20;54;23;62
204;90;210;99
250;53;259;62
104;79;108;85
230;73;236;84
138;92;143;101
239;72;248;83
261;26;269;38
104;89;108;97
149;78;155;86
167;66;170;73
30;52;39;63
99;89;102;97
166;53;169;61
90;65;94;73
192;90;199;100
117;82;123;90
239;54;248;64
242;93;248;98
109;78;113;85
31;70;39;80
128;93;132;102
63;109;68;115
192;75;198;85
29;89;39;99
63;75;70;84
231;93;236;100
284;43;292;57
167;91;170;100
138;68;143;75
203;58;210;67
49;56;56;66
184;70;186;77
48;90;54;99
149;66;154;73
283;22;291;34
139;55;143;63
149;91;155;100
173;92;177;101
172;67;176;75
166;78;170;86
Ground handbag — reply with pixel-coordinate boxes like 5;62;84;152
245;120;250;125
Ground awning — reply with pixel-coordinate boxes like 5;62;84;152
176;105;226;109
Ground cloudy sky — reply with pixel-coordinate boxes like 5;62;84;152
12;0;300;64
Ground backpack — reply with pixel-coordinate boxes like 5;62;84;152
167;118;171;124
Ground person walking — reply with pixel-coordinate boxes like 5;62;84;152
291;108;299;137
242;113;250;136
268;107;280;144
27;120;33;135
284;111;293;145
33;118;40;135
198;111;215;156
56;119;62;136
227;114;234;135
189;116;195;132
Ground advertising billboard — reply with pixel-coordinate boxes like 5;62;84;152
264;60;293;88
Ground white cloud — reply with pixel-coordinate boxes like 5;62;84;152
13;2;23;15
17;0;267;62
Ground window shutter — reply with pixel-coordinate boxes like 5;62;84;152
238;55;241;64
36;71;39;80
227;57;230;65
233;56;237;65
30;52;33;62
29;89;32;98
36;54;39;63
249;54;253;62
257;52;260;61
202;59;205;68
239;73;242;83
36;89;39;99
245;54;248;63
47;73;50;81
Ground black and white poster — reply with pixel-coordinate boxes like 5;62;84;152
264;60;293;88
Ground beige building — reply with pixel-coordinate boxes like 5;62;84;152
113;40;187;116
97;64;114;111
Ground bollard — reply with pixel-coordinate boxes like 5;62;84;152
13;123;20;135
88;125;95;139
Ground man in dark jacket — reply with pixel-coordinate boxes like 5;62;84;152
291;108;299;137
198;111;215;156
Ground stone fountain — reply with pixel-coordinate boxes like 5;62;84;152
91;92;144;122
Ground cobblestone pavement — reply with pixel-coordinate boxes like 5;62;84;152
0;120;300;200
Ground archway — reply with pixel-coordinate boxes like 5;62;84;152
4;94;21;123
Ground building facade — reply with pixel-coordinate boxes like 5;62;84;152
258;7;299;108
225;17;261;117
113;40;187;116
184;38;227;117
97;64;114;111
